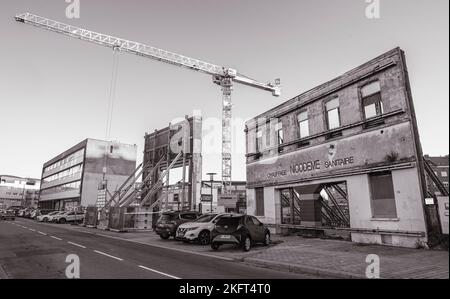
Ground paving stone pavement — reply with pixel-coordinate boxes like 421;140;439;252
245;236;449;279
24;220;449;279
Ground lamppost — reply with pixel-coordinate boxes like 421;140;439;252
206;173;217;213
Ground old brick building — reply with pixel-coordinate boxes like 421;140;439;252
245;48;429;248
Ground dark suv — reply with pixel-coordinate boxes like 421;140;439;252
210;214;271;251
155;211;201;239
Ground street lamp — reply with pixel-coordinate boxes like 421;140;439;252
206;173;217;213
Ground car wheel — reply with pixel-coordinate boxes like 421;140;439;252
160;234;170;240
43;218;48;222
243;235;252;252
263;232;271;246
211;242;220;251
59;218;66;224
198;230;210;245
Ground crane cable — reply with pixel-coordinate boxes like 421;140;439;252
106;47;120;141
101;47;120;193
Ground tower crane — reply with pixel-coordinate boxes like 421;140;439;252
15;12;281;193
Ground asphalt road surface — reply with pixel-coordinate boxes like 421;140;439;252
0;218;318;279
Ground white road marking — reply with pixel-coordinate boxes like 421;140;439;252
138;265;181;279
95;233;235;262
50;236;63;241
68;241;86;249
37;231;47;236
29;229;36;232
93;250;123;261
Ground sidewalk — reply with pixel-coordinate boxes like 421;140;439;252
40;221;449;279
243;236;449;279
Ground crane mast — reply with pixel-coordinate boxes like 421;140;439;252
15;12;281;194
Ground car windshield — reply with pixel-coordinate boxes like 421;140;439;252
194;214;218;223
216;216;242;227
159;214;176;221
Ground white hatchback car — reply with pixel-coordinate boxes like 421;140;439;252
176;213;230;245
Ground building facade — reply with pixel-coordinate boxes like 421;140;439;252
0;175;40;209
424;155;449;196
245;48;429;248
39;139;137;210
200;181;247;213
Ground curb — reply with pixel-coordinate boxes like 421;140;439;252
243;257;366;279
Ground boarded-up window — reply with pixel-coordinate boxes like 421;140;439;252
369;172;397;218
255;187;265;216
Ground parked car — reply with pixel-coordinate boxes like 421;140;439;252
32;209;55;220
0;209;16;221
9;206;25;216
23;208;36;218
36;211;60;222
210;214;271;252
52;211;85;224
46;211;68;223
155;211;201;240
176;213;230;245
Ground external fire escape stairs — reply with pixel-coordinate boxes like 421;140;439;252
423;158;449;197
117;156;165;207
320;184;350;228
138;151;184;209
99;161;144;211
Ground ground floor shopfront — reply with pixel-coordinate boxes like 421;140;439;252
247;164;428;248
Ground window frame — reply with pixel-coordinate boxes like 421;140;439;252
324;96;341;130
297;110;310;139
368;171;398;219
359;79;384;120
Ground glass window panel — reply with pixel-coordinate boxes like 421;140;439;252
299;120;309;138
327;108;340;129
364;103;377;119
361;81;381;97
326;98;339;111
298;111;308;122
277;129;284;145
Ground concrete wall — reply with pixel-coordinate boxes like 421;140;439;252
347;168;427;248
247;166;428;248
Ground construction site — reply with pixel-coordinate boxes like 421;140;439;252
11;11;448;248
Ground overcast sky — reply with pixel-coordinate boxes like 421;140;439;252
0;0;448;180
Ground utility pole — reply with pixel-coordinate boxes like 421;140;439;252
206;173;217;213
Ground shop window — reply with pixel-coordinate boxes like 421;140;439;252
255;187;265;216
297;111;310;138
441;171;448;177
362;81;383;119
369;172;397;218
325;97;340;130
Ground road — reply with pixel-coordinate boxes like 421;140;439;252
0;218;318;279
